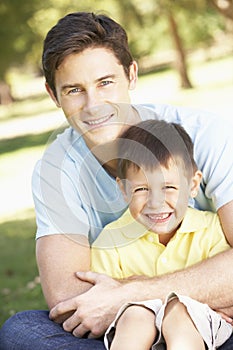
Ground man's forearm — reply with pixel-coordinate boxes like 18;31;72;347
121;249;233;311
36;234;92;310
50;250;233;338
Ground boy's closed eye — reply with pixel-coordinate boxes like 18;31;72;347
133;187;148;193
164;185;178;190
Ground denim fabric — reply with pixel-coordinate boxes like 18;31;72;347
220;335;233;350
0;310;232;349
0;310;105;350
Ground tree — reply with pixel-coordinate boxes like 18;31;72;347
0;0;41;104
209;0;233;21
0;0;228;104
103;0;193;87
166;11;193;88
148;0;229;88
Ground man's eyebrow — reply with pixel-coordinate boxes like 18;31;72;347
95;74;116;82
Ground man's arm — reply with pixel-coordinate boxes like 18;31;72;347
36;234;92;320
218;200;233;246
49;249;233;337
49;201;233;337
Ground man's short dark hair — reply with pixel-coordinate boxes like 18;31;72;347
42;12;134;97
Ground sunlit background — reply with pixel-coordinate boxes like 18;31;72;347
0;0;232;324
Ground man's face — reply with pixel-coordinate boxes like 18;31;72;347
48;47;138;148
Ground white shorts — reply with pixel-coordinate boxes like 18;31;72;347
104;292;232;350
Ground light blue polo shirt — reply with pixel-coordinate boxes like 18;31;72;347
32;104;233;243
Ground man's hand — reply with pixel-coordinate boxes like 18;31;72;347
215;307;233;325
49;271;125;338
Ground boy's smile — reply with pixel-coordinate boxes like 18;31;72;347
123;160;193;240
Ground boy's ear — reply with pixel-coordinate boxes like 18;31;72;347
116;177;130;202
190;170;202;198
45;82;61;108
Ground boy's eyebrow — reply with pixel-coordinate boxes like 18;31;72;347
131;181;148;187
61;74;117;92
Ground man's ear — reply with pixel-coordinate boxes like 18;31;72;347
116;177;130;202
128;61;138;90
45;82;61;108
190;170;202;198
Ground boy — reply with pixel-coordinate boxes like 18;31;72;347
92;120;232;349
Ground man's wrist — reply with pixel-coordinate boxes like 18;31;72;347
120;277;150;302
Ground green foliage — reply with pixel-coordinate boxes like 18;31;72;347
0;0;229;84
122;0;227;56
0;0;42;80
170;3;226;48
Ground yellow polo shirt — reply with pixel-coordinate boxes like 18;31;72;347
91;207;230;279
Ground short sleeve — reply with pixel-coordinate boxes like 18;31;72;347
32;147;90;240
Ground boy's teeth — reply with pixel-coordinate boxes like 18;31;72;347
148;213;170;220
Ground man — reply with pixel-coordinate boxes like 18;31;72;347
0;12;233;350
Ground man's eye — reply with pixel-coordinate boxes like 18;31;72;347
100;80;113;87
133;187;148;193
68;87;82;94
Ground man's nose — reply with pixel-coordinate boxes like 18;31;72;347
84;88;101;111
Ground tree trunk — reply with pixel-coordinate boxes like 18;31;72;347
0;81;13;105
209;0;233;21
167;12;193;89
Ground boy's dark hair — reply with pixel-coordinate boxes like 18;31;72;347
42;12;134;98
118;119;197;179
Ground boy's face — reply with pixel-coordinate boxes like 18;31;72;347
122;160;198;238
46;47;138;149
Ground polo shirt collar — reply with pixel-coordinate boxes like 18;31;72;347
121;207;207;240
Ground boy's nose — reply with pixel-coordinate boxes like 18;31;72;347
147;192;164;209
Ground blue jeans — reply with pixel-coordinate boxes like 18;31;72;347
1;310;233;349
0;311;105;350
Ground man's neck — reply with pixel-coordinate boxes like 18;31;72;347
92;141;118;177
102;159;118;178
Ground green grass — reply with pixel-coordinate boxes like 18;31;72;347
0;130;54;155
0;211;47;326
0;53;232;327
0;94;55;122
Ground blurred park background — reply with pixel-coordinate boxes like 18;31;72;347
0;0;233;326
